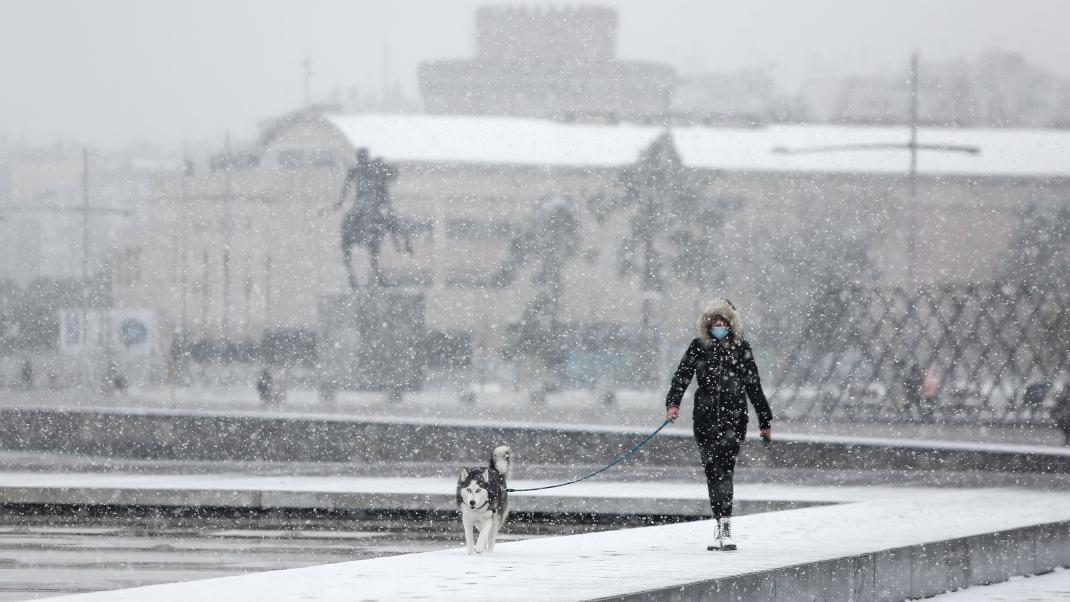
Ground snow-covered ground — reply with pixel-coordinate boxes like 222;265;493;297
39;487;1070;601
924;567;1070;601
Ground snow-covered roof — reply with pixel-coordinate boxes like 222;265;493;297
321;113;1070;178
673;124;1070;178
323;113;663;168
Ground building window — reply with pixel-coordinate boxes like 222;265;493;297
445;267;505;289
276;149;336;169
446;219;513;240
116;248;142;286
381;269;433;288
308;150;337;167
277;149;304;168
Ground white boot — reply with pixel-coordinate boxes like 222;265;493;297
708;517;737;551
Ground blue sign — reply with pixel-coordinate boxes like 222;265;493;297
119;318;148;348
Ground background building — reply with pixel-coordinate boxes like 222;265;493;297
110;110;1070;387
419;6;675;122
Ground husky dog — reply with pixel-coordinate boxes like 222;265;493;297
456;445;511;554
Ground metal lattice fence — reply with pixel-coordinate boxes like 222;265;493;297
767;284;1070;425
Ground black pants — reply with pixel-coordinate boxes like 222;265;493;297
695;423;742;518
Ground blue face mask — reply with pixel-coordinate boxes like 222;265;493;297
710;326;730;341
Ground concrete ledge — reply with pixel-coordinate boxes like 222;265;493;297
0;486;262;508
2;407;1069;472
0;473;844;517
41;489;1070;601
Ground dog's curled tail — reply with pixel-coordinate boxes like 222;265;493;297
491;445;512;478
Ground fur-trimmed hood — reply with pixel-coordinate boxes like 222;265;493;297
697;298;744;347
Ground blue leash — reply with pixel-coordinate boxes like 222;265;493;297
506;418;673;493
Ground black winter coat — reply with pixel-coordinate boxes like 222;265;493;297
666;337;773;435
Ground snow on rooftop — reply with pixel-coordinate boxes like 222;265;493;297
321;113;1070;178
323;113;663;168
674;124;1070;178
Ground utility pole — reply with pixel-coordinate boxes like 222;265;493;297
303;55;312;108
907;53;920;284
265;254;273;329
243;255;253;339
771;53;980;289
382;42;390;107
179;154;190;335
222;132;233;339
81;148;91;384
201;251;210;334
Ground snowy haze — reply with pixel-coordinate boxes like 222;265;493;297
2;0;1070;147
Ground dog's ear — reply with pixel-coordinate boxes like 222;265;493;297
458;467;470;482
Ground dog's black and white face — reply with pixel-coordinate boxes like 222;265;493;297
457;468;489;511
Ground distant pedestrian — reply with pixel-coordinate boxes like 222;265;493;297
902;364;925;421
256;368;274;405
665;298;773;552
921;366;941;421
101;362;127;395
1023;382;1052;418
20;359;33;390
1053;386;1070;446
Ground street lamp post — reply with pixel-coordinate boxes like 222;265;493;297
81;148;91;386
907;54;920;285
222;132;233;339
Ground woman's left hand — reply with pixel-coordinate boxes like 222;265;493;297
760;428;772;442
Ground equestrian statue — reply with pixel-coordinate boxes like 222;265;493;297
330;148;412;289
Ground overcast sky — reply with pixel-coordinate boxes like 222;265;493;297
2;0;1069;149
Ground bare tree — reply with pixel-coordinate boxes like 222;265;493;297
498;196;582;395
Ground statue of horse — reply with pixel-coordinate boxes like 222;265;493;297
333;149;411;289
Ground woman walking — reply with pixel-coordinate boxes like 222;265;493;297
665;298;773;551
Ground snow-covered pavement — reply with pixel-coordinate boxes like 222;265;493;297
925;567;1070;600
37;487;1070;601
